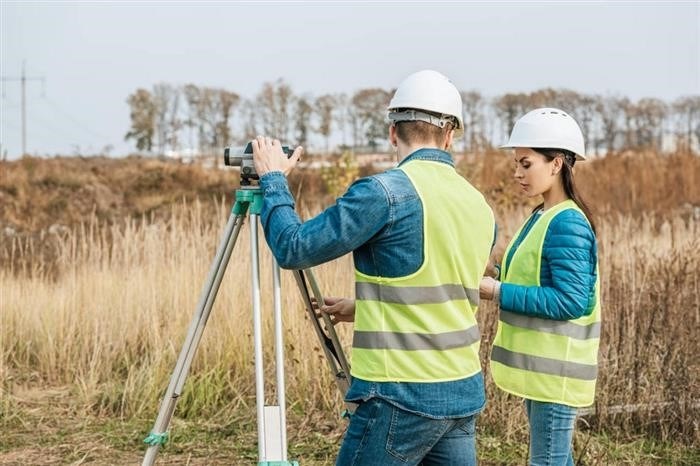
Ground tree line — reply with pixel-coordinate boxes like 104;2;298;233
125;79;700;157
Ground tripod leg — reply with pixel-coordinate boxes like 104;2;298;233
251;214;295;463
305;269;353;384
292;269;357;416
272;258;289;460
250;213;267;460
142;212;246;466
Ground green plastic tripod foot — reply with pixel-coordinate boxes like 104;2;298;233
143;431;169;446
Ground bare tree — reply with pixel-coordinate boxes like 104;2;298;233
125;88;156;152
256;78;295;141
214;89;240;149
182;85;240;162
240;98;259;144
315;93;336;153
528;88;560;108
335;92;362;151
619;97;637;149
181;84;198;154
334;93;350;149
275;80;294;142
183;84;206;156
351;88;391;150
152;83;181;155
634;98;667;151
551;89;581;115
166;88;182;153
494;92;529;140
256;83;275;137
672;95;700;153
461;90;486;153
571;93;598;155
596;95;626;155
294;94;313;148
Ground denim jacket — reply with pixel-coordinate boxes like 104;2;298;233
259;149;486;418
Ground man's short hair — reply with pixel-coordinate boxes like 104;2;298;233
394;119;454;146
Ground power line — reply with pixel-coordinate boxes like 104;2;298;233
19;100;109;153
2;65;112;154
1;61;46;155
42;95;110;140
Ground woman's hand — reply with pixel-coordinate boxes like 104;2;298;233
480;277;501;301
316;296;356;325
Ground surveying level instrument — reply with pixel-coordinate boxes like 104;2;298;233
141;170;353;464
224;141;294;186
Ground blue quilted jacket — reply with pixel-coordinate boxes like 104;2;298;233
499;208;598;320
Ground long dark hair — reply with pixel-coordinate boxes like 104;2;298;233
533;148;596;235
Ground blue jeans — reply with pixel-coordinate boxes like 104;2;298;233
525;399;576;466
336;397;478;466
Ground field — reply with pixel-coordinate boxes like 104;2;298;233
1;152;699;465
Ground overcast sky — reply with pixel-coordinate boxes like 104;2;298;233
1;1;698;158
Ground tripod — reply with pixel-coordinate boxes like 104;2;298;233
141;185;352;465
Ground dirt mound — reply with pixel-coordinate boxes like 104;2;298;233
2;151;698;237
0;156;251;235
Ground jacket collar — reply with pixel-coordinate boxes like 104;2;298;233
398;148;455;168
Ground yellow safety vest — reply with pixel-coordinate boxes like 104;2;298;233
351;158;495;382
491;199;601;407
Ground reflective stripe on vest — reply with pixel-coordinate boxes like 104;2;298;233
354;326;481;351
351;158;495;383
499;310;601;340
356;282;480;307
492;347;598;380
491;199;601;407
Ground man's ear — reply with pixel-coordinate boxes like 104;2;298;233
389;124;398;148
443;128;455;150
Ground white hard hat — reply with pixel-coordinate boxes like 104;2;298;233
388;70;464;137
501;107;586;160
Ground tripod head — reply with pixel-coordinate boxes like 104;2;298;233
224;141;295;186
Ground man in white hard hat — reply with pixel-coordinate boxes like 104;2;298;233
253;70;495;465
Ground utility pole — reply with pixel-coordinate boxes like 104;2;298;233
1;61;45;156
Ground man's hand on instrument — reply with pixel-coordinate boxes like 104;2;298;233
251;135;302;177
314;296;356;325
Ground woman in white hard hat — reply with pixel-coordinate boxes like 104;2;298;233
479;108;600;466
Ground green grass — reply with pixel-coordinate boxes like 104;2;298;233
2;392;697;466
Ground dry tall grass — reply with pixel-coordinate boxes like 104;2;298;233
1;152;699;461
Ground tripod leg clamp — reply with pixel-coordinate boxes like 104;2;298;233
143;431;169;446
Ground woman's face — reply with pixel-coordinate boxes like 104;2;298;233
513;148;558;198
